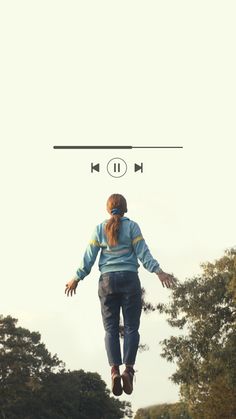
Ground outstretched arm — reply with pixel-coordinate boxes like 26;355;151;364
131;222;161;272
131;222;176;288
65;228;100;297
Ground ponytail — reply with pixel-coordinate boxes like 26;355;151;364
105;214;122;246
104;194;127;247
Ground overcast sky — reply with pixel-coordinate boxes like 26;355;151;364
1;1;236;416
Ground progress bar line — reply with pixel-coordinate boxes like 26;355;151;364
53;145;183;149
133;146;183;149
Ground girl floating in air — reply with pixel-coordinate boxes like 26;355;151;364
65;194;175;396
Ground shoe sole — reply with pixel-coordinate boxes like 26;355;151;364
112;375;123;396
121;373;133;395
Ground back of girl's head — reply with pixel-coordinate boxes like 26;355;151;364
105;194;127;246
106;194;127;215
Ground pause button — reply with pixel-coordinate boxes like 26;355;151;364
107;158;127;178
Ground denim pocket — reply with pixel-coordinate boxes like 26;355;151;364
122;273;141;295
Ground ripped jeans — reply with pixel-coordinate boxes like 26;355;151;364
98;271;142;366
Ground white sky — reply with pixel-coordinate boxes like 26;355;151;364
1;1;236;416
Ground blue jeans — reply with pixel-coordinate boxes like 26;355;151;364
98;271;142;366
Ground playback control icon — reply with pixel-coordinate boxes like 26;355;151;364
91;159;143;177
91;163;100;173
134;163;143;173
107;158;127;178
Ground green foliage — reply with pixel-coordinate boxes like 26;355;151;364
0;314;64;416
157;248;236;418
23;369;132;419
134;402;192;418
0;315;132;419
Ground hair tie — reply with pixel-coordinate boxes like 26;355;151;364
111;208;122;215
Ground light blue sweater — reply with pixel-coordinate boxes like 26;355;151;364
75;217;162;280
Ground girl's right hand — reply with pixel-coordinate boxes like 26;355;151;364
65;279;79;296
156;271;177;288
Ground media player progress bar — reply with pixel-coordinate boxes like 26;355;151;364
53;145;183;149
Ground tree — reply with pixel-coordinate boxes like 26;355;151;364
34;369;132;419
0;315;63;418
157;248;236;418
0;315;132;419
134;402;192;418
134;402;192;419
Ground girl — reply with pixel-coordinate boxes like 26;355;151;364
65;194;175;396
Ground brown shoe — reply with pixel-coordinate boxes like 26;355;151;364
121;366;135;395
111;366;123;396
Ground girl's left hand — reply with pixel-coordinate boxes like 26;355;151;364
156;271;177;288
65;279;78;297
